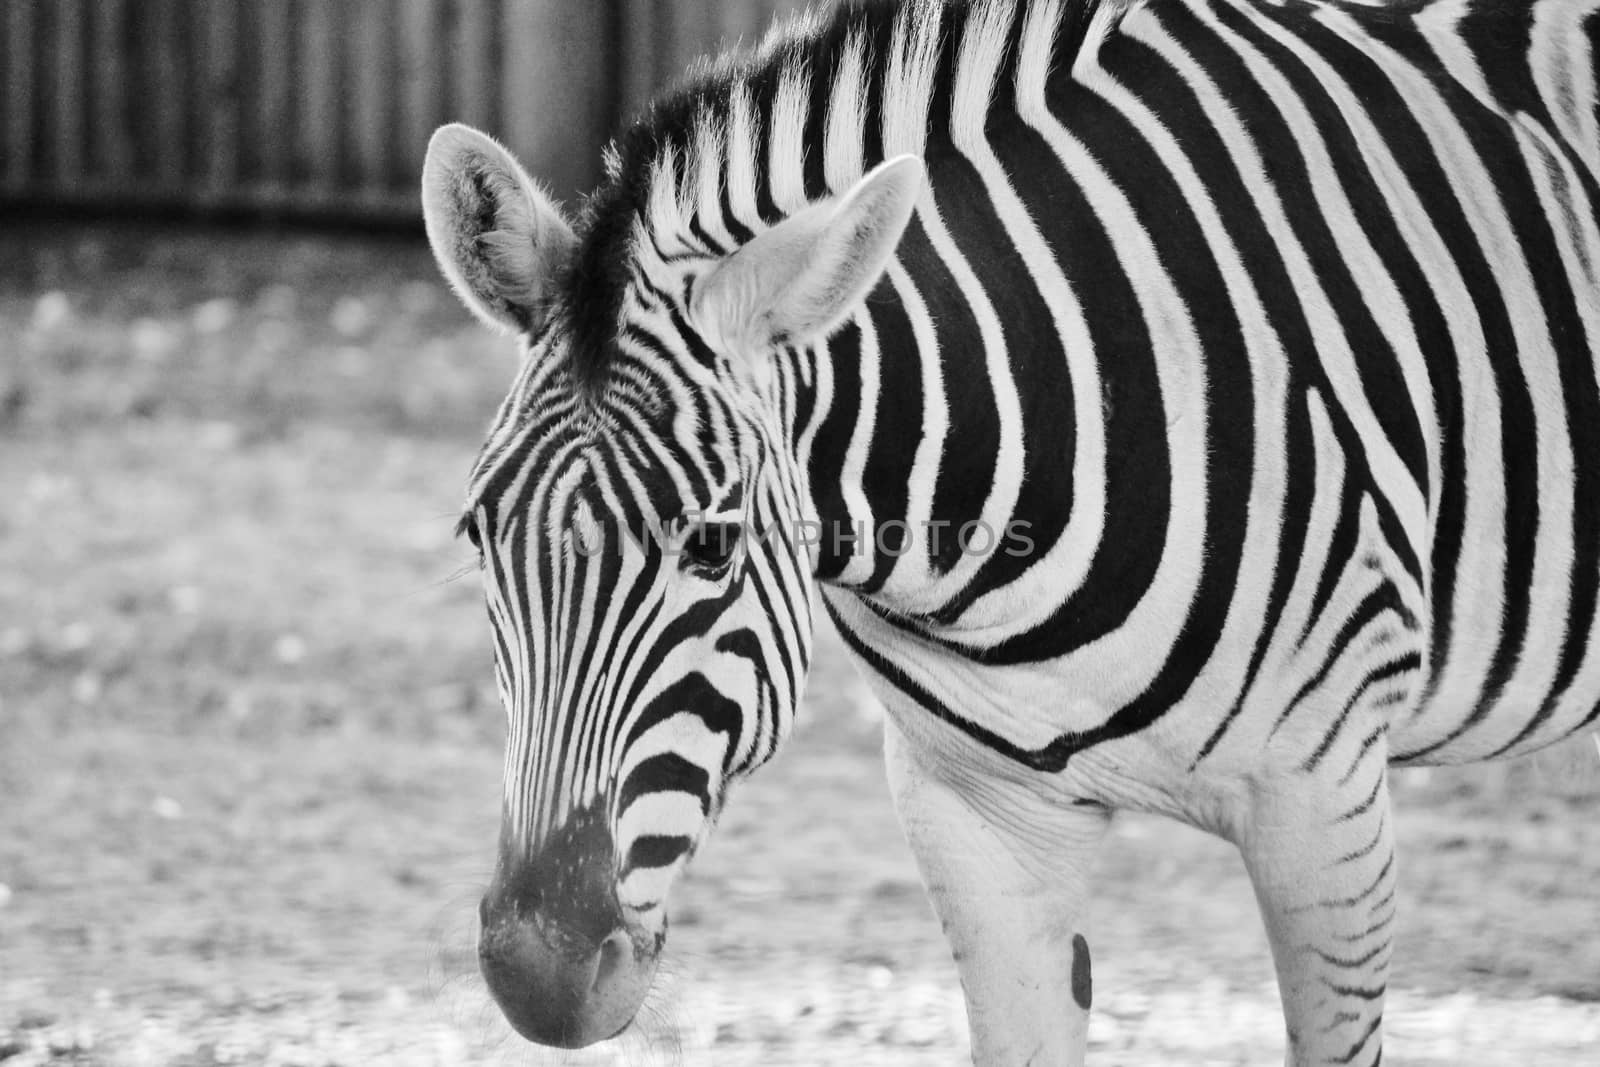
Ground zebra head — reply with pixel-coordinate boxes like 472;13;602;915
422;124;920;1047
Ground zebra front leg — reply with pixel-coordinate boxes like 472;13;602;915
1240;750;1397;1067
884;717;1111;1066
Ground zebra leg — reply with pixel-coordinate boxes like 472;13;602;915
1238;752;1396;1067
884;717;1111;1066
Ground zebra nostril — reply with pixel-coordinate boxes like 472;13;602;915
593;930;633;995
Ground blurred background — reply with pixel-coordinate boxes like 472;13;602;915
0;0;813;219
0;2;1597;1065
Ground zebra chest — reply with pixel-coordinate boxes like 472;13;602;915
825;584;1250;792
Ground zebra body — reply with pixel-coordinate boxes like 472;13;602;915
420;0;1600;1062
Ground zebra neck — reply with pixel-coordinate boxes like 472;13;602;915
734;0;1147;646
776;257;1086;638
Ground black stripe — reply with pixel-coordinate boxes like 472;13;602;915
857;273;921;597
618;754;712;819
624;835;694;873
808;319;866;581
1302;655;1415;772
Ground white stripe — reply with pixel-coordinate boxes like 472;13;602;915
951;0;1018;156
1016;0;1067;104
691;113;733;250
617;864;680;913
1238;389;1353;747
837;312;880;585
1315;3;1571;755
824;28;869;194
617;792;706;854
1413;0;1496;116
794;336;836;574
1529;0;1600;170
882;2;944;159
647;142;690;255
769;60;812;214
878;260;949;601
726;82;763;228
622;714;730;783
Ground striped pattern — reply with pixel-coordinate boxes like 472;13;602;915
454;0;1600;1062
462;329;816;925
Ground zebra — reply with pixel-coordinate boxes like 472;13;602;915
418;0;1600;1062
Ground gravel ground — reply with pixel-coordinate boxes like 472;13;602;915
5;973;1598;1066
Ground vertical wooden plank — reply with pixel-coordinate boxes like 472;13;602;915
616;0;658;123
232;0;258;187
142;0;185;190
299;0;341;193
257;0;295;189
2;0;36;191
454;0;495;132
691;0;723;62
500;0;607;197
500;0;539;164
0;3;8;182
714;0;748;47
401;0;443;185
52;0;85;186
351;0;392;193
199;0;240;198
726;1;799;49
612;0;824;127
745;1;792;42
92;0;134;184
688;2;725;71
659;0;693;89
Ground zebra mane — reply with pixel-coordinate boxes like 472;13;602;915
559;0;1108;387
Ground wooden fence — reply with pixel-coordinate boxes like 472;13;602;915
0;0;817;225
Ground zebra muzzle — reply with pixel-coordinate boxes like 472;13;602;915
478;806;659;1047
477;906;655;1048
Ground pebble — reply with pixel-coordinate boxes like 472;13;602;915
58;622;94;652
330;296;374;338
70;672;102;706
129;318;179;361
30;292;71;332
192;298;239;335
198;421;241;452
152;796;184;820
273;634;307;666
168;585;204;615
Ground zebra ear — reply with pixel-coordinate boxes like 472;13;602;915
693;155;923;353
421;123;576;336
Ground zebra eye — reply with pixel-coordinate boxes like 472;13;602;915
681;520;742;573
458;515;484;553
